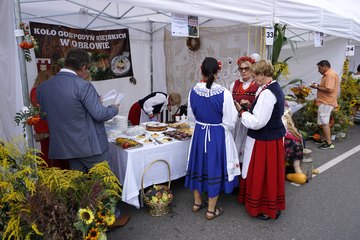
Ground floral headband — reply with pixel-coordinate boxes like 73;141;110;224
237;56;256;65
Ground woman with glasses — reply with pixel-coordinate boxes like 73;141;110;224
229;56;259;164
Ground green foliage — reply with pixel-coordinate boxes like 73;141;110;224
271;24;296;80
292;100;319;135
0;139;122;239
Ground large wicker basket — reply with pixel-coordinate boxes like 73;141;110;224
141;159;172;216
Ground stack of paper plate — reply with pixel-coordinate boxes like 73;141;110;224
112;115;128;131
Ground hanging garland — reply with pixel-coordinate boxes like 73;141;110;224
186;37;200;51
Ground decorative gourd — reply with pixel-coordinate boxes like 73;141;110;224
286;173;307;184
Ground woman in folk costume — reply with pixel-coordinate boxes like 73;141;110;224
229;56;259;163
185;57;240;220
236;60;286;220
128;92;181;125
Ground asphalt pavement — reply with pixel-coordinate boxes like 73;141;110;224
108;124;360;240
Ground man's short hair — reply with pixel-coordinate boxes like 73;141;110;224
64;48;90;71
317;60;331;68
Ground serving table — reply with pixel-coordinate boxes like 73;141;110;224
108;133;191;209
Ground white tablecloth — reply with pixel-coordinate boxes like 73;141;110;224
108;138;191;208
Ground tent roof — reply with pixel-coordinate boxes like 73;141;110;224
20;0;360;41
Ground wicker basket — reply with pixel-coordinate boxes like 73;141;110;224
141;159;172;216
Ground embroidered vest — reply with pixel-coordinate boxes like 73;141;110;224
247;82;286;140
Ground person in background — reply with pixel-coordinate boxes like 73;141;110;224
229;56;259;163
128;92;181;125
282;110;304;175
309;60;339;150
185;57;240;220
352;64;360;79
30;70;57;167
236;60;286;220
37;48;129;228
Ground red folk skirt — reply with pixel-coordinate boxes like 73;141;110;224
238;138;285;219
128;102;141;125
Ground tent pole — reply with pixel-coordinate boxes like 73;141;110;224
14;0;34;149
150;21;153;92
267;45;273;61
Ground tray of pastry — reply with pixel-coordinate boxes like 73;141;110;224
167;122;190;129
163;130;192;141
114;137;143;149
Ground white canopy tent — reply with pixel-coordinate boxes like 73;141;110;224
19;0;360;41
1;0;360;140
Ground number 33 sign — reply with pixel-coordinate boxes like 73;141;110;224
265;28;274;46
345;45;355;56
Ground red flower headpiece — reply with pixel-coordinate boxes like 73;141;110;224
237;56;255;65
218;60;222;71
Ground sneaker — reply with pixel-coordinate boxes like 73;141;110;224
318;142;335;149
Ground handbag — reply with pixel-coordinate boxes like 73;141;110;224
33;133;49;142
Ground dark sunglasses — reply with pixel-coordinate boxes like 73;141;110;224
238;67;250;72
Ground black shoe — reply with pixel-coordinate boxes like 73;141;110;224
275;211;281;219
256;213;270;220
318;142;335;150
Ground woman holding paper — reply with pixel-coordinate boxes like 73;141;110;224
128;92;181;125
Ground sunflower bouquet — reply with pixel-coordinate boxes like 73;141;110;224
290;84;311;99
73;163;121;240
75;200;117;240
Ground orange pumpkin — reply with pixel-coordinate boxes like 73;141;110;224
312;133;321;141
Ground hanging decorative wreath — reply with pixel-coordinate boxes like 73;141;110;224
186;37;200;52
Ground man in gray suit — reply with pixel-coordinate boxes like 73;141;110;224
37;48;119;172
37;48;130;228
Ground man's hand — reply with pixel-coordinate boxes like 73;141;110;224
113;103;120;111
309;82;318;89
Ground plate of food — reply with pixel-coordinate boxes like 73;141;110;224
134;133;147;140
111;55;131;76
149;132;163;139
115;137;143;149
137;137;155;145
163;130;192;140
146;122;168;132
158;136;174;143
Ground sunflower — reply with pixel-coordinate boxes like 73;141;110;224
86;227;100;240
78;208;95;225
104;214;115;225
97;210;106;220
350;99;357;107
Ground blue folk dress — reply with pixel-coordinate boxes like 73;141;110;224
185;82;240;198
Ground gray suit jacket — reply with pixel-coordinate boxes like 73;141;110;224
37;71;118;159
